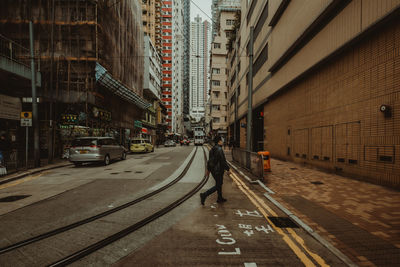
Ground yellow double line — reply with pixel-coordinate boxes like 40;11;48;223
229;172;329;267
0;172;46;190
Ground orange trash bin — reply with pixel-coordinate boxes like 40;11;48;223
258;151;271;172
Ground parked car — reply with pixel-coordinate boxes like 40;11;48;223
69;137;126;166
131;138;154;153
164;140;176;147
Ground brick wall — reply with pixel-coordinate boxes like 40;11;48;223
263;21;400;188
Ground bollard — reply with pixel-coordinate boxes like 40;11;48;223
257;151;271;172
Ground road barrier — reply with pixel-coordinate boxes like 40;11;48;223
232;147;264;180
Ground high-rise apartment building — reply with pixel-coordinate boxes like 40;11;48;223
142;0;162;54
190;15;211;122
172;0;184;134
209;0;240;140
161;1;174;131
183;0;191;118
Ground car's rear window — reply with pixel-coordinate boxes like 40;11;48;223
72;139;97;146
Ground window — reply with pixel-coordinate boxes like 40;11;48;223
212;105;220;111
225;31;234;38
212;80;220;86
214;43;221;48
227;19;236;26
254;2;269;40
212;68;220;74
213;117;220;123
253;43;268;77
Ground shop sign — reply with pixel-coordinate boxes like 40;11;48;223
141;128;148;134
0;94;22;120
61;114;78;125
134;120;142;128
92;107;111;121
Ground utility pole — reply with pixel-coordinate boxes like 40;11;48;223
246;26;254;152
48;0;55;163
29;21;40;167
233;39;239;147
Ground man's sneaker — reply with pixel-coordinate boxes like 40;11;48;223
200;193;206;205
217;198;227;203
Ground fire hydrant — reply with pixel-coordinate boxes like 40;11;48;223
258;151;271;172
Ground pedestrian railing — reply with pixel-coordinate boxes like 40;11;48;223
0;34;31;68
232;147;264;180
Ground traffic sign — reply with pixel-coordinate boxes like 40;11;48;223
21;111;32;119
21;118;32;127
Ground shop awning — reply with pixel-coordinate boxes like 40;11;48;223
95;63;150;110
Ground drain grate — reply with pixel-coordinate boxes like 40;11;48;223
0;195;31;202
124;171;132;173
135;171;143;173
268;217;299;228
311;181;324;185
290;167;297;170
110;172;120;175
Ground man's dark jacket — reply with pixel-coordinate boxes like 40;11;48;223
207;144;229;175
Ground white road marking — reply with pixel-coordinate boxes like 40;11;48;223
244;263;257;267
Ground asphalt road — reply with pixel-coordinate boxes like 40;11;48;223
0;145;350;266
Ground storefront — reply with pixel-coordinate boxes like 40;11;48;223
0;94;22;172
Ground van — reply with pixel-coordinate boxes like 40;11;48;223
69;137;126;166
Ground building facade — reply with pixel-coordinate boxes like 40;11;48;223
227;0;400;188
209;0;241;140
0;0;148;168
143;35;162;144
183;0;191;118
190;15;211;122
142;0;162;54
172;0;184;134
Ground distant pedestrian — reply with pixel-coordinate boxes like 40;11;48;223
200;136;230;205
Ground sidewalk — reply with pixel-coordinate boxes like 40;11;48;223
224;148;400;266
0;159;72;185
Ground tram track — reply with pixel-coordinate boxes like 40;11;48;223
48;146;208;266
0;146;204;256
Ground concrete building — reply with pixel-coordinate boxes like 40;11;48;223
142;0;162;54
183;0;191;119
161;1;174;131
172;0;184;134
0;0;148;167
143;36;162;144
227;0;400;188
209;0;241;141
190;15;211;122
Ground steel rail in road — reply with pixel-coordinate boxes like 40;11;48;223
48;146;209;267
0;146;200;254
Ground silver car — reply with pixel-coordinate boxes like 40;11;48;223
69;137;126;166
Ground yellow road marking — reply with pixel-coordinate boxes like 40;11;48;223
230;172;329;267
0;172;46;190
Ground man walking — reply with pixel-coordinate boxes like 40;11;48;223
200;136;230;205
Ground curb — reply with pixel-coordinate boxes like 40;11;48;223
227;159;357;267
0;162;73;186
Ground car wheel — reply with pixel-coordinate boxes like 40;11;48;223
73;162;82;167
151;147;154;152
121;151;126;160
104;155;110;165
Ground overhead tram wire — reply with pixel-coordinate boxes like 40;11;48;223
189;0;249;59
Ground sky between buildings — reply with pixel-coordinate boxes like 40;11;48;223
190;0;212;22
